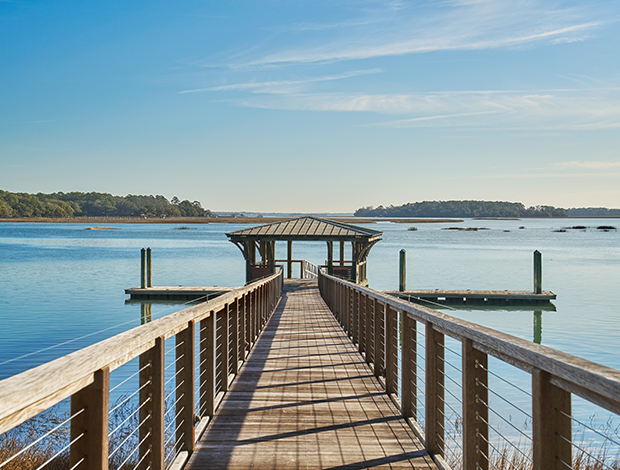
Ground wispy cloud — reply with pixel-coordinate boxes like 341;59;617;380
556;161;620;169
238;0;604;67
178;69;382;94
229;88;620;131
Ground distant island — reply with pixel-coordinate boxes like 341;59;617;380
355;200;620;218
0;190;212;218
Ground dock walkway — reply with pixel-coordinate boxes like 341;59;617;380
186;280;436;469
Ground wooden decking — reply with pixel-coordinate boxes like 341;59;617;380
185;279;436;469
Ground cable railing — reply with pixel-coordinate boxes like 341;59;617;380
0;270;283;470
318;270;620;470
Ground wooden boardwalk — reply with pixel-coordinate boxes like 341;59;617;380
186;280;437;470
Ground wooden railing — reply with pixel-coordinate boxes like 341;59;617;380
301;260;319;278
0;270;283;470
318;270;620;470
273;259;319;279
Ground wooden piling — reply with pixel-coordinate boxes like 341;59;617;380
399;249;406;292
140;248;146;289
146;247;152;288
534;250;542;294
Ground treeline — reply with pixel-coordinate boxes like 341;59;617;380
355;201;568;218
566;207;620;217
0;190;212;218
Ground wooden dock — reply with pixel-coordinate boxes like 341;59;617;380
385;289;556;306
124;286;235;301
186;280;436;469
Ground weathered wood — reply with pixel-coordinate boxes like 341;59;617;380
319;271;620;411
534;250;542;294
386;289;556;303
185;280;436;470
365;293;373;365
70;367;109;470
386;306;398;395
139;337;164;470
374;298;383;379
425;323;444;457
532;368;571;470
399;249;406;292
141;248;146;289
287;240;293;279
176;322;195;454
146;247;152;288
231;298;239;372
200;313;216;418
463;339;488;470
402;312;417;420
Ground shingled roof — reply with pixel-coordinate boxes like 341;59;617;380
226;216;382;242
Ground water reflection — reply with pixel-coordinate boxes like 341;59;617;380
533;310;542;344
140;303;152;325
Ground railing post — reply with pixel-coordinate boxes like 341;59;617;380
401;312;417;420
231;299;239;374
200;312;216;419
373;299;383;379
425;323;444;457
352;290;358;343
359;293;366;355
139;337;164;470
463;339;488;470
176;321;195;454
532;368;571;470
386;306;398;395
216;306;229;393
252;288;258;343
365;294;372;365
70;367;109;470
243;293;250;356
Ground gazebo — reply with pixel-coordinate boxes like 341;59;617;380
226;216;382;286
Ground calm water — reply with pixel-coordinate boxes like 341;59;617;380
0;218;618;378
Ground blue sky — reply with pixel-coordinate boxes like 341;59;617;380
1;0;619;212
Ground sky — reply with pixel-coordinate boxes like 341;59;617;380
1;0;619;212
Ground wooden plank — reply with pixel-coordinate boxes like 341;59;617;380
185;280;436;470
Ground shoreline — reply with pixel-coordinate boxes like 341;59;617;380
0;216;465;224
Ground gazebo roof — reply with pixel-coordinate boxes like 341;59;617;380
226;216;382;242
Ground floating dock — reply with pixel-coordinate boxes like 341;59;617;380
125;286;235;302
385;289;556;306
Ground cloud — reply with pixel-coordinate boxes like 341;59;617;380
229;88;620;131
556;161;620;169
178;69;382;94
238;0;603;67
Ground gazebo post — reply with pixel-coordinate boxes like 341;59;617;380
269;241;276;274
287;241;293;279
244;242;252;283
327;241;334;275
351;242;358;283
340;241;345;266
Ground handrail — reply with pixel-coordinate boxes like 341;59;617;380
0;269;284;469
301;260;319;278
272;259;319;279
318;269;620;470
